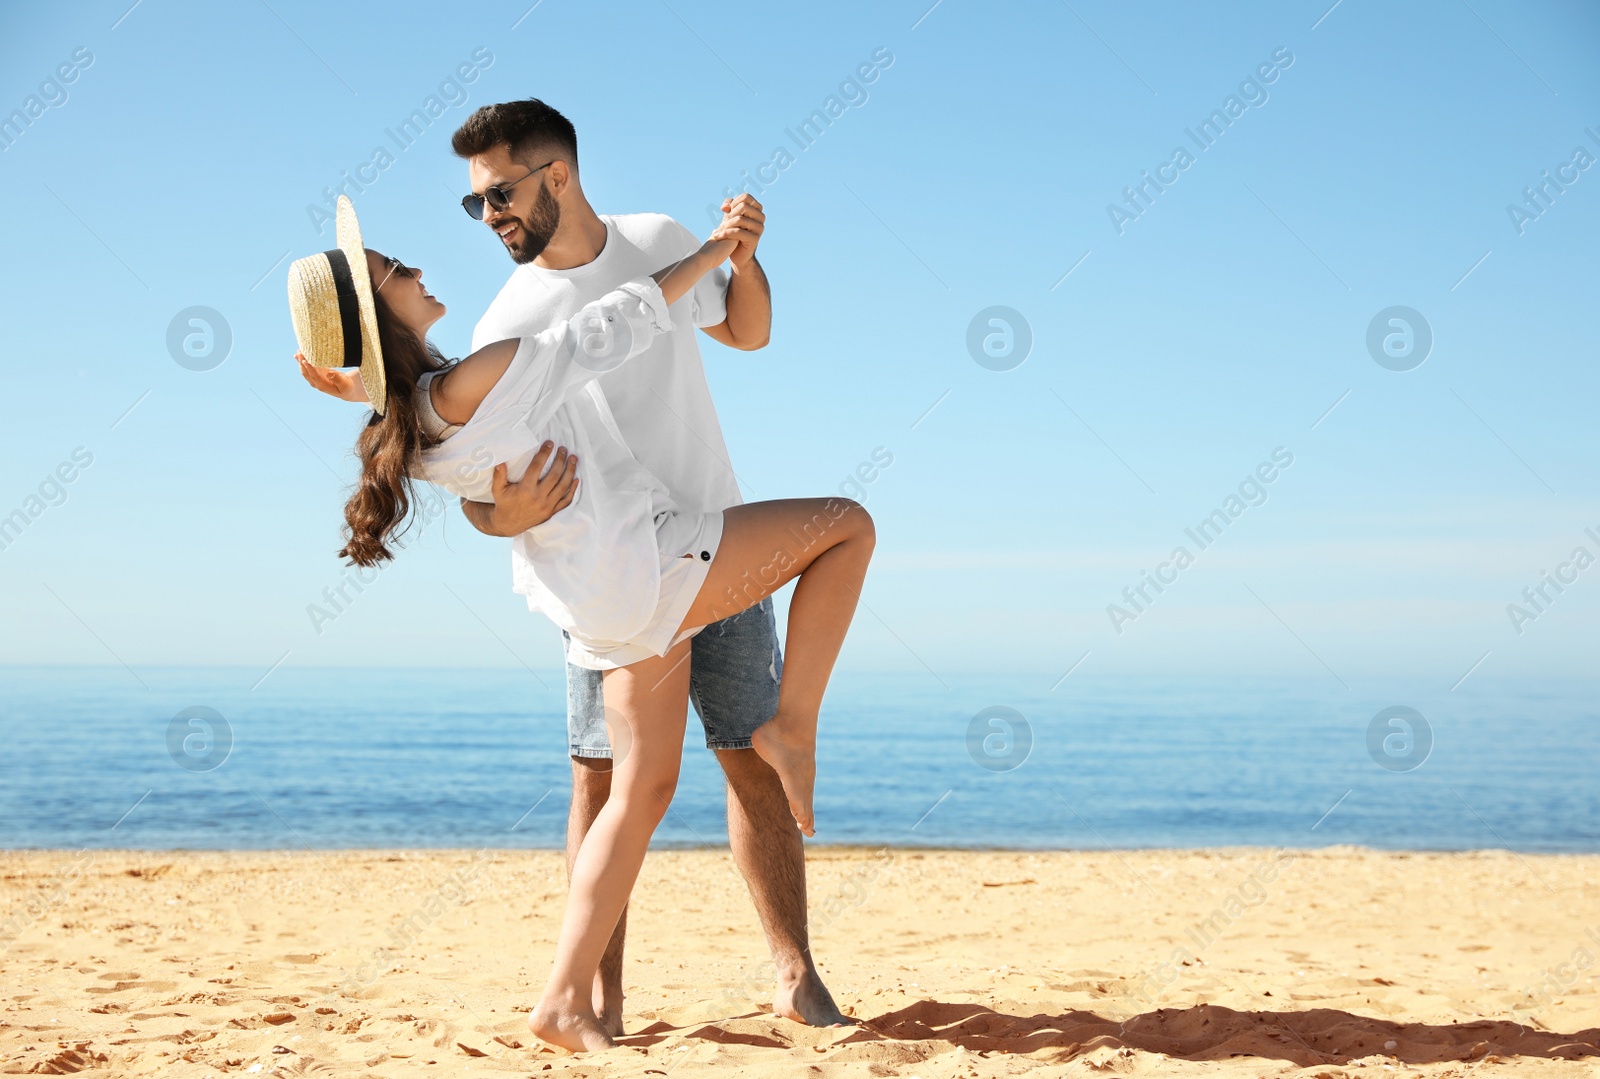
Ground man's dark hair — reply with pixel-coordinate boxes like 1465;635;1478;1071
451;98;578;169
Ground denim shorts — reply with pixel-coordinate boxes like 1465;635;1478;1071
565;596;783;757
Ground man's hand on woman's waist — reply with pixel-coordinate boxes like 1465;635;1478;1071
460;442;579;537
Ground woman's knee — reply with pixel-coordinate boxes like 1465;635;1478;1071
831;498;876;551
617;767;680;821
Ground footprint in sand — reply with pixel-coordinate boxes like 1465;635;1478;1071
401;1016;457;1048
85;972;143;994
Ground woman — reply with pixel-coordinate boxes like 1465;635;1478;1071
287;197;873;1052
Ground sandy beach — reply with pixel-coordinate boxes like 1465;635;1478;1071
2;847;1597;1077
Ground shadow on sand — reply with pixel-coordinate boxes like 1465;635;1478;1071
622;1000;1599;1068
837;1000;1600;1067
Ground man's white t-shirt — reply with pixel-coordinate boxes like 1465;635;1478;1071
422;278;725;669
471;214;742;518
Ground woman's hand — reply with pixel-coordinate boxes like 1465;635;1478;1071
701;233;739;261
705;201;750;260
715;194;764;270
297;352;369;403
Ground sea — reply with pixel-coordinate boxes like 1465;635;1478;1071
2;666;1596;852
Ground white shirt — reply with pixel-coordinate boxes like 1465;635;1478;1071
471;214;741;517
419;279;683;651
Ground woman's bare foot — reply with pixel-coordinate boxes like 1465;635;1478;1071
528;991;617;1053
751;712;817;836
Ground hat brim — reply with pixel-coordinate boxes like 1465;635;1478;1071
333;197;388;415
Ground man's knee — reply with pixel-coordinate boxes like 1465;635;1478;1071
717;747;782;798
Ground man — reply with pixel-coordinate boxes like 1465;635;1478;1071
313;98;846;1034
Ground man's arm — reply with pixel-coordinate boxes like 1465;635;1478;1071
700;194;770;351
459;443;579;537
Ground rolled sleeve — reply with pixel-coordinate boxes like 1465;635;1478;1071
565;276;674;375
615;276;675;334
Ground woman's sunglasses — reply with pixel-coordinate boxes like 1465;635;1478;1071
460;161;553;221
376;256;417;291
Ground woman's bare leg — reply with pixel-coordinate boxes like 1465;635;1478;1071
528;640;692;1053
529;499;871;1050
677;498;876;836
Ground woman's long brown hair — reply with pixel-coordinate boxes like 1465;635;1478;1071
339;292;448;567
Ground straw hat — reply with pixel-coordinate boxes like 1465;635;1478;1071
287;196;387;414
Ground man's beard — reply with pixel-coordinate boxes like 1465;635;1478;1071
505;182;561;264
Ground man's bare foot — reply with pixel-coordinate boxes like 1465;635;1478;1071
592;981;624;1038
774;965;853;1027
528;992;617;1053
751;713;817;836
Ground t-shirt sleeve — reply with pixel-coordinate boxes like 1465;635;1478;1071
691;264;730;329
469;292;504;353
662;217;730;329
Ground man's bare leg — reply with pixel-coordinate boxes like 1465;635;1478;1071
717;747;850;1026
567;757;627;1036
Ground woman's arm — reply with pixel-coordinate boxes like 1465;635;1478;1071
292;224;738;417
653;233;737;306
430;232;738;427
429;339;517;425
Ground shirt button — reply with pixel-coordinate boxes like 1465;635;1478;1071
700;551;711;561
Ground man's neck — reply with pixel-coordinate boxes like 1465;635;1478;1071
534;201;609;271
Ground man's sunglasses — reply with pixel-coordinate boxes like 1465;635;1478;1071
460;161;553;221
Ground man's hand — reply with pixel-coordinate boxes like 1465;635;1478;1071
297;353;368;403
718;194;765;271
460;442;579;538
702;195;771;350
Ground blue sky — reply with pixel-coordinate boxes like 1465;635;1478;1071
1;0;1596;691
